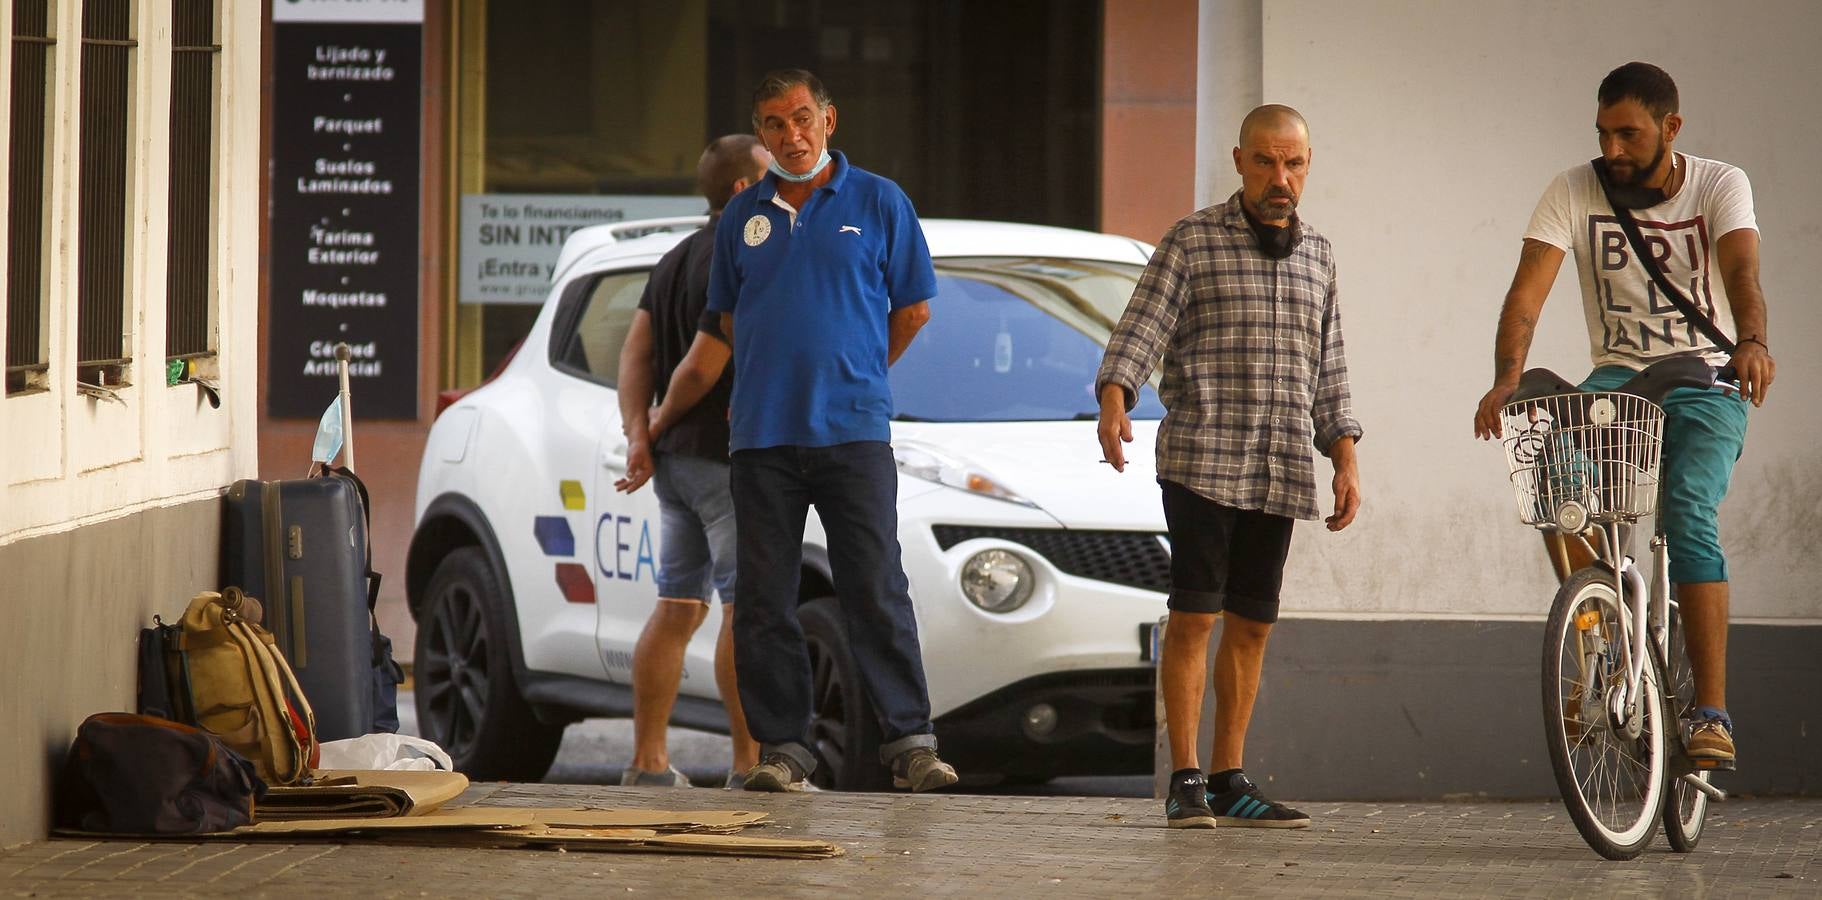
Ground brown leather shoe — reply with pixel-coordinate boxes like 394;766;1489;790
1685;719;1736;761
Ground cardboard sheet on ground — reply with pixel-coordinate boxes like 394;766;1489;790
376;825;657;847
237;807;770;838
527;808;769;832
258;769;470;820
57;807;838;859
625;831;843;859
52;807;532;840
378;824;842;859
235;807;535;835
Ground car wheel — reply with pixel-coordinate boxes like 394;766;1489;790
799;597;887;791
415;547;564;781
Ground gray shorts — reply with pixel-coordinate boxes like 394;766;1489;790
653;453;737;605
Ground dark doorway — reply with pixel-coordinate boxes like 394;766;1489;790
707;0;1101;230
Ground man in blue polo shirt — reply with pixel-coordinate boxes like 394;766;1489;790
708;68;958;793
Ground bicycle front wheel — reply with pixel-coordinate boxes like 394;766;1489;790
1661;610;1710;852
1542;567;1671;860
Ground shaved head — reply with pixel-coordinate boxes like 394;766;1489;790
1237;104;1309;147
697;134;768;211
1231;104;1312;224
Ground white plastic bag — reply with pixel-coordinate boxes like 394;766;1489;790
317;733;454;771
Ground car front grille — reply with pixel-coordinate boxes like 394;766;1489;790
931;525;1170;594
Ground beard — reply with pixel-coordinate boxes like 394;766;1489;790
1253;187;1298;222
1611;138;1667;187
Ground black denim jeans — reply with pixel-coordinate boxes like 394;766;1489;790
729;441;937;776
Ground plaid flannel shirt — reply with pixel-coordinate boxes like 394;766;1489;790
1096;192;1362;521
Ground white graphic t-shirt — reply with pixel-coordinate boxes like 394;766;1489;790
1525;153;1757;370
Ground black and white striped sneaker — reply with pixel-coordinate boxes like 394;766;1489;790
1206;771;1310;828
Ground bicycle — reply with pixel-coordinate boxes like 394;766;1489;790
1495;356;1734;860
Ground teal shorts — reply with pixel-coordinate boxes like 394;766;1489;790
1579;365;1749;583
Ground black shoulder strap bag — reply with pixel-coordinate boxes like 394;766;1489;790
1590;158;1736;354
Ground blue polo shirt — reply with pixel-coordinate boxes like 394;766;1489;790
708;151;937;451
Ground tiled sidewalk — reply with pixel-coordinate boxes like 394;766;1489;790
2;783;1816;897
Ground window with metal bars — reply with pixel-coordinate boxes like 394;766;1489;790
165;0;216;361
5;0;53;395
76;0;135;385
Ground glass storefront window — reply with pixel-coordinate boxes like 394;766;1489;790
455;0;1101;384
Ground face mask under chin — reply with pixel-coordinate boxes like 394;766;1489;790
769;148;832;183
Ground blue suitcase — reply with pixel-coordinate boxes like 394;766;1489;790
223;472;377;741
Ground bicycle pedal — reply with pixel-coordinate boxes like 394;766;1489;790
1692;757;1736;773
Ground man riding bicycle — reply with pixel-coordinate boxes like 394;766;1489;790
1472;61;1776;767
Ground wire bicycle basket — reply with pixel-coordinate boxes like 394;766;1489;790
1500;391;1665;531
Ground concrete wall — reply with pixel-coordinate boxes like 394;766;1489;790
0;501;222;848
0;0;263;845
1193;0;1258;209
1201;0;1822;623
1167;0;1822;798
1162;619;1822;800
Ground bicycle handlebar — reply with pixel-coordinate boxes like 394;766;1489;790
1510;369;1580;404
1510;357;1734;407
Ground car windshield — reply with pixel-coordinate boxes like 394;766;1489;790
890;257;1165;422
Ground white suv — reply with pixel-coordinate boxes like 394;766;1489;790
407;217;1171;789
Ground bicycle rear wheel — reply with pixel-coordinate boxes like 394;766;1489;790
1542;567;1670;860
1660;610;1710;852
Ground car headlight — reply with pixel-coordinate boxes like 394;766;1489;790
959;549;1035;613
892;441;1034;507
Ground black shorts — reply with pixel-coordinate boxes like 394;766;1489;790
1159;480;1294;624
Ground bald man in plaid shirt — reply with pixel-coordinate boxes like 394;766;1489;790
1096;105;1362;830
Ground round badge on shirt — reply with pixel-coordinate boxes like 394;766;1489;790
743;215;771;247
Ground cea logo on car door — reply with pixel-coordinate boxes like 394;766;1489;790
534;479;656;603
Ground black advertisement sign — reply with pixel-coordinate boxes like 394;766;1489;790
267;10;421;419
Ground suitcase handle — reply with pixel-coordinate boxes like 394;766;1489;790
316;465;387;664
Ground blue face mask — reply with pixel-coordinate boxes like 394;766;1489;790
769;148;832;183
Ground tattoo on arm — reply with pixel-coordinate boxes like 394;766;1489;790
1492;240;1558;383
1517;241;1552;265
1494;310;1536;381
